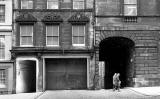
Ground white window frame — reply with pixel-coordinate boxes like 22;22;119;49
21;0;33;9
0;35;5;60
47;0;59;9
72;25;85;46
73;0;85;9
46;25;59;47
20;25;33;47
124;0;137;16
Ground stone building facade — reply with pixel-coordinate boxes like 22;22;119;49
12;0;94;93
95;0;160;89
10;0;160;93
0;0;13;94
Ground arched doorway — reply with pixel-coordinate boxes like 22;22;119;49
99;37;135;89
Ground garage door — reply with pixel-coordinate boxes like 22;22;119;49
45;58;87;90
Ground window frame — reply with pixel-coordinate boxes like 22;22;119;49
123;0;137;16
21;0;33;9
20;25;33;47
72;25;85;46
0;35;5;60
46;25;59;47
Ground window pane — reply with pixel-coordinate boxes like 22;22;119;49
46;26;53;36
52;26;59;36
0;69;6;88
0;5;5;22
79;26;85;36
21;26;33;36
0;49;4;59
79;37;85;44
124;0;137;4
124;5;137;16
28;0;33;8
73;37;79;44
73;0;84;9
47;37;58;45
21;37;32;45
61;0;71;9
0;36;5;59
21;0;33;9
47;0;58;9
73;26;79;36
0;36;5;48
46;26;58;36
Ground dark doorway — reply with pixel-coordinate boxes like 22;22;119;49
18;60;36;93
45;58;87;90
99;37;135;89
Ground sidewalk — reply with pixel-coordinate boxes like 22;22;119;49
0;87;160;99
130;87;160;96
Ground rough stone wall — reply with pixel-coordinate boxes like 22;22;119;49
95;0;160;88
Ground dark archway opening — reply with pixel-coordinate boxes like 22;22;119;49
99;37;135;89
19;60;36;93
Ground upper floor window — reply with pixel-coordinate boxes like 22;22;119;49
0;36;5;59
73;0;84;9
46;25;59;46
0;5;5;22
21;0;33;9
72;25;85;46
20;25;33;46
124;0;137;16
61;0;71;9
47;0;58;9
0;69;6;88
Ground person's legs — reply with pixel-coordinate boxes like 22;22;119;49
113;84;116;91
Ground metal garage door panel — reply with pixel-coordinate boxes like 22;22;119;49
46;58;87;90
46;72;66;90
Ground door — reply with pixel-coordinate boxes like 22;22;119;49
17;60;36;93
46;58;87;90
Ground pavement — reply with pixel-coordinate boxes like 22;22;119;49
0;87;160;99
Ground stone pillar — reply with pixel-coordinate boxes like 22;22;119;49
37;53;43;92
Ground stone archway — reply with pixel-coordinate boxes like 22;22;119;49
99;36;135;89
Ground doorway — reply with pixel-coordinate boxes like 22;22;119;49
99;37;135;89
16;60;36;93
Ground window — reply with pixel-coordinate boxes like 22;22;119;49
0;5;5;22
72;25;85;46
0;69;6;88
47;0;58;9
61;0;71;9
20;25;33;46
124;0;137;16
21;0;33;9
73;0;85;9
0;36;5;59
46;25;59;46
